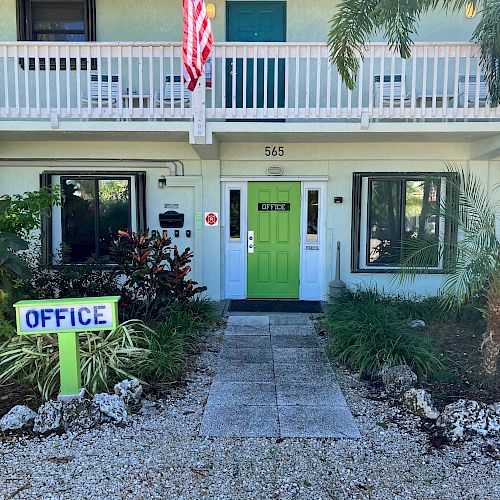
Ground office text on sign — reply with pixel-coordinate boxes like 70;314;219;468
258;203;290;211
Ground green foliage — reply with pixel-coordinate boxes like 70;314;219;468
146;299;219;381
324;289;443;378
110;230;207;321
25;253;122;301
396;164;500;311
0;320;155;400
0;187;60;238
328;0;500;106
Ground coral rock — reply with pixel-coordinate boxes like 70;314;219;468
0;405;38;432
114;378;144;406
93;393;128;424
33;401;64;434
62;398;101;432
381;365;418;397
408;320;426;329
401;389;440;419
436;399;500;440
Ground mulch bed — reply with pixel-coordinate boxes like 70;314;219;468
419;322;499;407
0;383;42;418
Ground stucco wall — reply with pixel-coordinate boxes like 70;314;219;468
0;0;479;43
1;139;498;300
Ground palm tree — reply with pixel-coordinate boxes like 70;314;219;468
394;165;500;375
328;0;500;106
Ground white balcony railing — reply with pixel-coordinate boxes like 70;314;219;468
0;42;498;128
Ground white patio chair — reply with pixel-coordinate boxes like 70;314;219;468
154;75;191;108
374;74;411;106
458;74;488;107
81;74;120;107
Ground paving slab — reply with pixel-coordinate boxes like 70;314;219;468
223;335;271;349
271;335;318;348
276;381;347;406
207;381;276;406
270;325;316;336
201;314;360;438
200;404;279;437
225;325;270;336
273;362;336;383
227;316;270;327
269;315;313;326
278;405;361;438
273;348;329;364
218;347;272;364
215;361;275;382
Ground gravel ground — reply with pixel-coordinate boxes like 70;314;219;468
1;325;499;500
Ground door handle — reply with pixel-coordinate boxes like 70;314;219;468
248;230;255;254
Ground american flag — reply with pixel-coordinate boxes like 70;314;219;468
182;0;213;91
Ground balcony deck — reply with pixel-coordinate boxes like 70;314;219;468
0;41;498;142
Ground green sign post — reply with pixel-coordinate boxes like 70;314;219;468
14;296;120;399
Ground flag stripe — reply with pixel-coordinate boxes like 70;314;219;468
183;0;213;91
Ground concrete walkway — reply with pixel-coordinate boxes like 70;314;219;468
200;315;360;438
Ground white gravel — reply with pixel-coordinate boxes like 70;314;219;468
1;326;499;500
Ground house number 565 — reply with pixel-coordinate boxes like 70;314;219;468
265;146;284;157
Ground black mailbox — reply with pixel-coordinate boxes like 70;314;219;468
159;210;184;228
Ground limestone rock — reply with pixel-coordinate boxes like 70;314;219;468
408;320;426;329
436;399;500;440
0;405;37;432
33;401;64;434
62;398;101;432
114;378;143;406
381;365;418;397
401;389;440;419
93;393;128;424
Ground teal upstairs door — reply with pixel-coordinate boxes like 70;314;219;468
226;1;286;110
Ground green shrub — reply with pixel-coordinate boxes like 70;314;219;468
0;320;155;400
146;299;219;381
324;289;443;378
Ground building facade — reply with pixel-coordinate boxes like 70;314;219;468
0;0;499;301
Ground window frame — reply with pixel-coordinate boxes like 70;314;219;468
17;0;96;42
40;170;147;266
351;172;457;273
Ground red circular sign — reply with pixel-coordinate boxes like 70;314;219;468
205;212;218;226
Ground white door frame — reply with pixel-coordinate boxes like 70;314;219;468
222;179;327;300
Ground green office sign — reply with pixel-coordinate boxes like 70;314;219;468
14;296;120;398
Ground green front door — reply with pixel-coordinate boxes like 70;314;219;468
247;182;300;298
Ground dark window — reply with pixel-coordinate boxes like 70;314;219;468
61;177;131;263
17;0;96;42
352;173;455;272
229;189;241;241
306;189;319;242
40;171;147;266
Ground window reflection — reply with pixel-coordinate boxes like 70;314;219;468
368;177;440;266
229;190;241;241
62;177;130;263
306;190;319;242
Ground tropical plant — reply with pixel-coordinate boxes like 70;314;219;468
328;0;500;106
0;187;60;238
110;230;207;321
0;320;155;400
395;164;500;374
146;298;219;381
324;289;443;378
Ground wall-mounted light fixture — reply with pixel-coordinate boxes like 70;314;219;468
465;2;477;18
158;175;167;189
206;3;216;20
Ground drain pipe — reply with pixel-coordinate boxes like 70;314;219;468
329;241;346;299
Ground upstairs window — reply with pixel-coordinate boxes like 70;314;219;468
17;0;96;42
352;173;456;272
